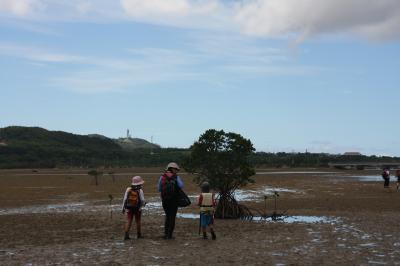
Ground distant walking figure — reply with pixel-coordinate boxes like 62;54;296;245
158;162;183;239
122;176;145;240
396;169;400;192
382;168;390;189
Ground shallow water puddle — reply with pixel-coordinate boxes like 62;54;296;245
176;213;338;224
234;186;300;202
177;213;200;219
256;171;339;175
348;175;388;181
0;197;165;215
251;215;337;224
0;203;87;215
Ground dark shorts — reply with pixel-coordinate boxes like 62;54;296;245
127;210;142;222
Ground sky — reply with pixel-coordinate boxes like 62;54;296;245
0;0;399;156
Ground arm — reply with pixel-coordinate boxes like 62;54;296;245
158;176;163;192
212;193;217;207
139;189;145;208
197;194;203;206
176;176;184;188
122;188;129;212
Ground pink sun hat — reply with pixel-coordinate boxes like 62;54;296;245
131;176;144;185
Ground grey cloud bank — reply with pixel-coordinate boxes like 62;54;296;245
1;0;400;42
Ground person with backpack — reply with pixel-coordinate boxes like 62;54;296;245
382;168;390;189
396;169;400;192
158;162;183;239
122;176;145;240
197;181;217;240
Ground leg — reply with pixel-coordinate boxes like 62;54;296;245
124;211;133;240
168;204;178;238
384;178;389;188
200;213;207;239
162;202;170;238
135;211;142;238
209;224;216;240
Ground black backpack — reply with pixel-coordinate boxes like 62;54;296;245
162;176;178;201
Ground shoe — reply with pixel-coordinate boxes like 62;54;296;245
203;232;208;239
137;233;143;239
211;231;216;240
124;233;130;240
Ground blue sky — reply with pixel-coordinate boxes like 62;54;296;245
1;0;399;156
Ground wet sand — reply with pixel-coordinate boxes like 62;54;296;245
1;168;399;265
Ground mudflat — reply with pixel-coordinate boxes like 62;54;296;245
1;168;399;265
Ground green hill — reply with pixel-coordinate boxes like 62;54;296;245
0;126;183;169
0;126;123;168
116;137;160;150
1;126;120;151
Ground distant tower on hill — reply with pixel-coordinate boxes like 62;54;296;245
126;129;132;139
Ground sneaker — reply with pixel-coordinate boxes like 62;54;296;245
124;234;131;240
211;229;216;240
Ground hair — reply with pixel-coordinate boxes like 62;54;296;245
201;182;210;193
131;184;142;190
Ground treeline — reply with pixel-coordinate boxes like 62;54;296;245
250;152;400;168
1;126;399;169
2;147;399;169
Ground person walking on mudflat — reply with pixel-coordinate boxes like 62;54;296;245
382;168;390;189
158;162;183;239
396;169;400;192
197;181;216;240
122;176;145;240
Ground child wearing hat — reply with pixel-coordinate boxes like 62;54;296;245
197;181;217;240
122;176;145;240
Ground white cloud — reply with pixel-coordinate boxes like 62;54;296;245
0;0;42;17
120;0;228;29
0;43;84;63
121;0;190;16
2;0;400;41
0;36;323;94
47;47;205;94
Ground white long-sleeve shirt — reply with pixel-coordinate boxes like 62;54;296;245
122;187;145;211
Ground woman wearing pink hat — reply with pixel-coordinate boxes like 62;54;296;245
122;175;145;240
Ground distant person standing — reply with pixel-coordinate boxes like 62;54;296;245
158;162;183;239
396;169;400;192
382;168;390;189
197;181;217;240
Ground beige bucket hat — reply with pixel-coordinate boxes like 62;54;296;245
166;162;180;171
131;176;144;185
